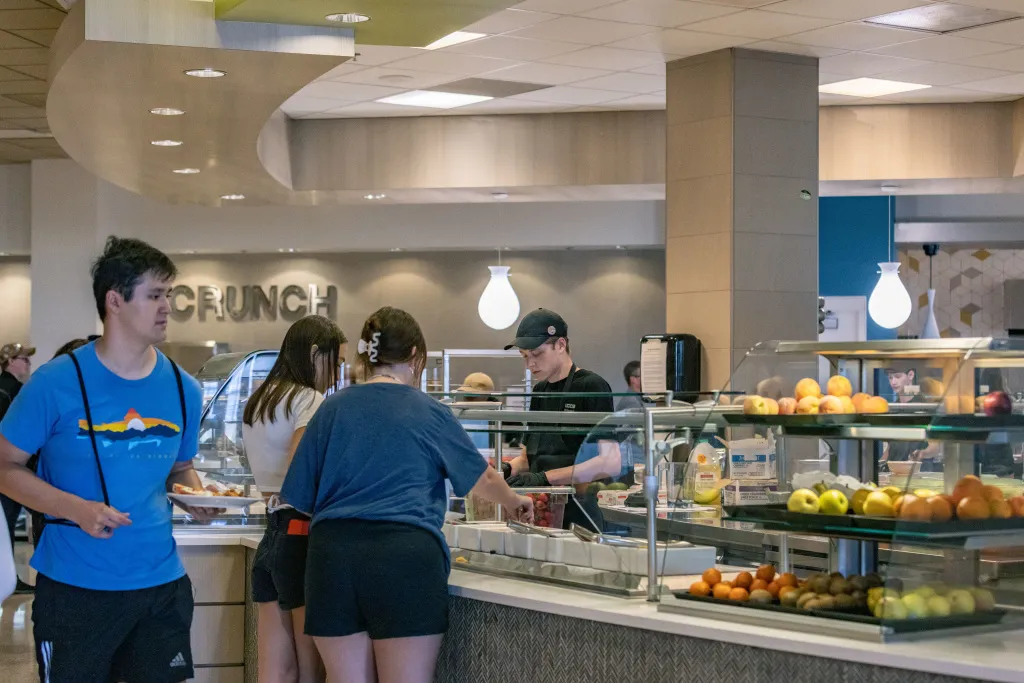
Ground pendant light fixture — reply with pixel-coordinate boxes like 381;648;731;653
868;196;912;330
478;248;520;330
921;244;940;339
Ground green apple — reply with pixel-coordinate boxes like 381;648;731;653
875;596;908;620
819;490;849;516
947;589;976;615
968;587;996;612
926;595;952;617
901;593;929;619
912;586;937;600
787;488;821;514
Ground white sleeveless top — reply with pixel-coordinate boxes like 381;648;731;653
242;387;325;494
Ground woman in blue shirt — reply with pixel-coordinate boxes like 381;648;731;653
281;307;532;683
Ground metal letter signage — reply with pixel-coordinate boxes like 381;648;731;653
168;283;336;322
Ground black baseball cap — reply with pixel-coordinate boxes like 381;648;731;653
504;309;568;351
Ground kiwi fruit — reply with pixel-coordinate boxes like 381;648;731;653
848;575;868;593
797;592;819;610
803;599;825;611
834;594;857;609
829;571;844;580
749;589;773;605
829;577;851;596
810;576;831;594
780;588;803;607
865;573;884;589
815;595;838;610
850;590;866;604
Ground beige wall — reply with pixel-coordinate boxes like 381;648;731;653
0;259;31;347
167;250;666;392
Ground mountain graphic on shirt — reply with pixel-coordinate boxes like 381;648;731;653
78;408;181;442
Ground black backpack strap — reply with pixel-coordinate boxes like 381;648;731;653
69;352;110;507
170;358;187;433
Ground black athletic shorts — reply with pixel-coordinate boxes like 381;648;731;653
251;507;311;610
305;519;449;640
33;573;194;683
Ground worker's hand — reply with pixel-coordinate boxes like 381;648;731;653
504;494;534;524
507;471;549;488
68;499;131;539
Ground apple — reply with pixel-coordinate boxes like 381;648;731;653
901;593;929;619
787;488;820;514
797;396;820;415
764;398;779;415
826;375;852;398
743;395;769;415
947;589;976;615
818;489;849;515
926;595;952;617
778;397;797;415
968;587;996;612
983;391;1013;416
819;396;844;414
913;586;937;600
875;596;908;620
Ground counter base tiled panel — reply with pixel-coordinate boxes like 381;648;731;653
437;597;983;683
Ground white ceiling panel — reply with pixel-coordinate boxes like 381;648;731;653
509;15;655;44
876;86;1012;103
696;0;785;6
868;35;1014;62
954;71;1024;93
746;40;848;58
581;0;742;27
631;61;667;74
512;0;620;13
818;92;872;105
309;102;435;118
879;62;1014;86
386;51;522;75
349;45;426;66
329;67;457;90
542;45;666;69
281;95;351;117
782;23;923;50
510;85;629;104
482;61;615;84
679;9;838;38
441;35;580;60
463;9;560;34
292;81;405;102
608;28;751;54
765;0;935;21
315;63;366;82
572;71;667;92
960;47;1024;71
957;18;1024;46
818;51;930;77
600;91;667;107
450;97;575;114
950;0;1024;11
818;71;846;84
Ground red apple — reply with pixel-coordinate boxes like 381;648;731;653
983;391;1013;416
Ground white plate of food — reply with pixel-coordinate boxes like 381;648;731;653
167;484;261;510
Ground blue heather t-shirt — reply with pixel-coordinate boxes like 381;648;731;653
0;343;202;591
281;383;488;564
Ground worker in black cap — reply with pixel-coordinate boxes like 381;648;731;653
503;309;622;528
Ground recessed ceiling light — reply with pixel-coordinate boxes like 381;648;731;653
615;245;626;250
150;107;185;116
221;194;246;201
184;68;226;78
151;139;183;147
377;90;492;109
325;12;370;23
425;31;486;50
492;191;509;200
287;248;296;253
818;78;930;98
183;250;196;254
173;168;201;174
881;184;900;193
364;193;387;200
390;247;403;252
378;74;415;84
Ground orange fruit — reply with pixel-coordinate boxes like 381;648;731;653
926;496;953;523
750;579;769;593
689;581;711;597
862;396;889;414
989;499;1013;519
893;495;906;516
734;572;754;590
778;573;799;588
795;378;821;402
756;564;777;583
819;396;845;414
1009;496;1024;518
952;476;984;506
851;393;871;411
899;495;932;521
702;568;722;586
981;485;1005;503
957;496;991;520
766;582;781;598
712;583;732;600
728;587;750;602
827;375;852;398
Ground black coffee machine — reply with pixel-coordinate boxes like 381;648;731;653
639;334;703;404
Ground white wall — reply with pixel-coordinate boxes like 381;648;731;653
897;195;1024;222
0;259;31;345
0;164;30;255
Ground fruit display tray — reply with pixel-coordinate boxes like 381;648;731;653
722;504;1024;549
670;591;1008;635
723;414;859;426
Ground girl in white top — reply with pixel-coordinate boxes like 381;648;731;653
243;315;346;683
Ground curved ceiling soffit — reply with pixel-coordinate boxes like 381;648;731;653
47;0;354;207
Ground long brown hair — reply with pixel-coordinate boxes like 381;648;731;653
357;307;427;379
244;315;346;426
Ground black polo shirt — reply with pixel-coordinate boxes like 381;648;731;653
526;368;613;474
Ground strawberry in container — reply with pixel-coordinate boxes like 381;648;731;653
527;492;567;528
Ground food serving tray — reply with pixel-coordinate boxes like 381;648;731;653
167;493;261;510
722;504;1024;548
723;414;859;426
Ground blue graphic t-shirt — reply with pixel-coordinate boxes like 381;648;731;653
0;343;202;591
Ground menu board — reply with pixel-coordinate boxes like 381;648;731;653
641;338;667;396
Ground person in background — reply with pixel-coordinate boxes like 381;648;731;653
454;372;496;451
615;360;643;412
282;306;532;683
0;342;35;592
0;236;209;683
244;315;346;683
887;368;916;403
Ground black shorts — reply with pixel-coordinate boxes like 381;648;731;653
305;519;449;640
252;507;310;610
33;573;194;683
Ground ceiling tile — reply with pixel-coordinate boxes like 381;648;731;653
0;1;53;9
879;62;1015;86
306;102;433;119
875;86;1008;103
542;45;665;69
349;45;426;66
868;35;1013;62
292;81;405;103
442;35;581;59
281;95;357;117
951;0;1024;10
512;0;620;13
0;47;47;65
600;91;667;108
818;51;931;76
482;61;615;84
509;16;655;44
765;0;934;21
452;97;573;114
0;7;63;29
818;92;871;105
818;70;846;84
695;0;783;6
463;9;560;34
572;71;666;92
387;51;522;76
961;47;1024;70
5;28;54;46
0;64;30;81
5;91;42;107
608;28;750;54
631;61;666;74
510;85;628;104
957;18;1024;46
0;79;43;93
581;0;742;27
0;30;38;49
315;63;366;81
782;23;923;50
6;63;42;78
0;116;45;129
746;40;848;57
954;71;1024;93
0;104;43;119
679;9;838;39
329;67;455;90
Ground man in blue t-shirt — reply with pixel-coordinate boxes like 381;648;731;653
0;237;207;683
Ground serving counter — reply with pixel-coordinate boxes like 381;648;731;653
174;528;1023;683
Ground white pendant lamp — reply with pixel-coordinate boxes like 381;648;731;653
478;258;520;330
921;244;940;339
868;197;912;330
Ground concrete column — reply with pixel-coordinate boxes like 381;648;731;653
665;48;819;391
31;159;103;361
